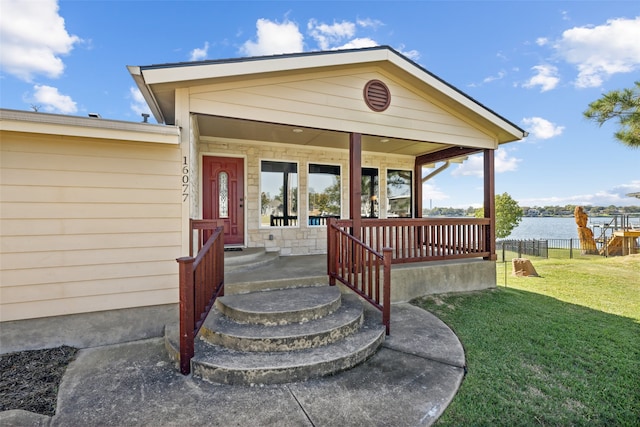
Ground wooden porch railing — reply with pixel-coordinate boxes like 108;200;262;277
331;218;491;263
327;218;392;334
189;219;224;256
270;215;341;226
327;217;492;334
270;214;298;227
176;222;225;375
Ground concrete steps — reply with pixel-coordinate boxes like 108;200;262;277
214;286;342;325
224;252;327;295
165;285;385;385
224;248;279;273
202;288;364;351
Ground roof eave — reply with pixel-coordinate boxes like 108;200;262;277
381;49;527;143
127;65;166;125
136;47;392;85
131;46;527;142
0;108;179;144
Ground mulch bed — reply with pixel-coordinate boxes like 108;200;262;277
0;346;78;416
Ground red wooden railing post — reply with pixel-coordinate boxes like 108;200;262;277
327;218;493;335
215;232;225;297
382;247;392;335
177;256;195;375
177;225;225;375
327;217;335;285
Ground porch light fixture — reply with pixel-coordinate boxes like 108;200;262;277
292;128;303;133
380;138;389;143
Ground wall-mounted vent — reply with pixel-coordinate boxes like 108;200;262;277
363;80;391;112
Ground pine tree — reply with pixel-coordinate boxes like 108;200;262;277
584;81;640;148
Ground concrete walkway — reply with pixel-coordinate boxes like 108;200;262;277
1;303;466;427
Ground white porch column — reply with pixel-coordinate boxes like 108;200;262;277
176;88;192;255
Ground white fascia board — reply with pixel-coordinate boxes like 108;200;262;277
384;52;526;142
0;108;179;144
135;47;526;142
127;65;166;124
139;49;391;85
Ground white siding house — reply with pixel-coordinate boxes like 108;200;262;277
0;46;525;351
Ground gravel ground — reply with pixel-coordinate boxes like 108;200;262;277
0;346;78;416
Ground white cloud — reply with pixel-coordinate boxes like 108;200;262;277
451;149;521;178
307;18;385;51
521;117;564;139
129;87;151;117
554;17;640;88
523;64;560;92
189;42;209;61
483;70;506;84
396;44;420;61
239;16;386;55
0;0;81;81
468;70;507;88
356;18;384;30
495;148;522;173
334;37;378;50
520;180;640;207
610;180;640;200
308;19;356;50
451;154;482;177
422;181;449;203
32;84;77;114
535;37;549;46
240;18;304;56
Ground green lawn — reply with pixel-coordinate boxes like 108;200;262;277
413;255;640;426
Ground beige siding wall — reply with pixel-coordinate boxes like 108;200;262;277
0;131;182;321
190;68;496;148
199;138;414;256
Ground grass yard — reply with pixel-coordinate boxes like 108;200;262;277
413;254;640;426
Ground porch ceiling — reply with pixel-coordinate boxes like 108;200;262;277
195;115;446;157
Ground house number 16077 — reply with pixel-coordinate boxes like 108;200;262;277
182;156;189;202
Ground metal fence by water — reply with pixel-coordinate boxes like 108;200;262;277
496;238;640;261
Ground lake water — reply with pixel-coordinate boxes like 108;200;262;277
506;217;583;240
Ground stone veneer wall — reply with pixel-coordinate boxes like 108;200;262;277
199;139;414;256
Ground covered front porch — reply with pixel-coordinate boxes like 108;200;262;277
187;119;502;258
223;247;496;301
129;46;526;259
131;46;526;374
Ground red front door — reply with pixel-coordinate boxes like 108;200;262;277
203;156;244;245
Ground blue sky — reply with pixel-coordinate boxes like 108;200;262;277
1;0;639;209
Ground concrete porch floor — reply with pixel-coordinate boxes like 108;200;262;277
223;248;496;301
225;249;327;289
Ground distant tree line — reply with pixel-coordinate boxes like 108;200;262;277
520;205;640;217
424;204;640;218
425;193;639;242
423;206;477;217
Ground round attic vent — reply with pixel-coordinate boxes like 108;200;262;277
363;79;391;112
